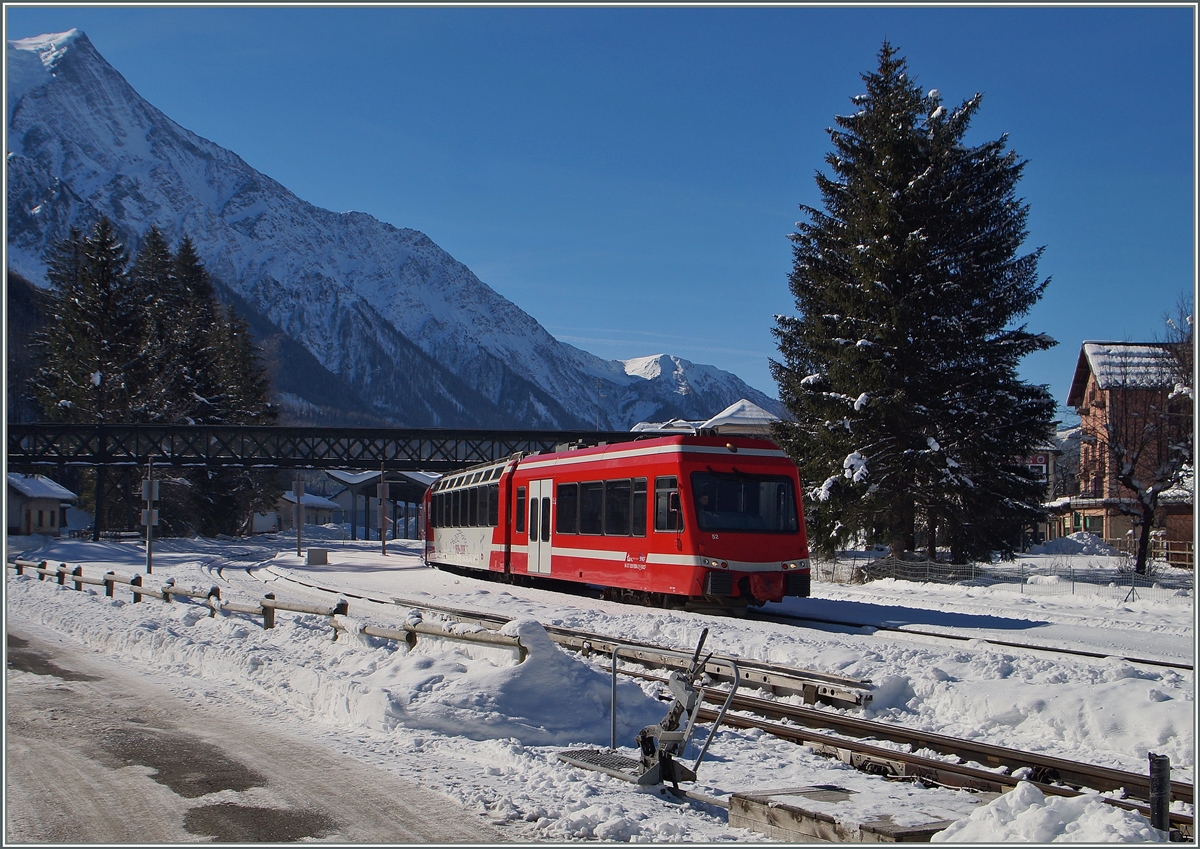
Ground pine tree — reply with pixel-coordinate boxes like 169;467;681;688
128;225;187;422
33;218;145;423
33;222;281;537
771;43;1056;563
170;236;225;423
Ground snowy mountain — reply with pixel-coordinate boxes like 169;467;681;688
6;29;785;429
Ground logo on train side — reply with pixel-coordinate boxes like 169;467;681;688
451;531;468;556
624;552;648;570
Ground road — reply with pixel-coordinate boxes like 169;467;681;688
5;620;515;843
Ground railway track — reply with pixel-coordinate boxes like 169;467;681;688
749;608;1195;672
224;557;1193;833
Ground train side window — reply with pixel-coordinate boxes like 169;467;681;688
579;481;604;535
655;476;683;532
450;490;460;527
540;496;551;542
556;483;579;533
529;497;540;541
604;479;631;535
632;478;647;536
516;487;526;533
469;487;480;527
488;483;500;526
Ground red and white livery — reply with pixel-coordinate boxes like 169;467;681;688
423;434;810;606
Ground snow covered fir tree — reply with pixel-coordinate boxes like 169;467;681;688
30;218;278;536
771;44;1056;564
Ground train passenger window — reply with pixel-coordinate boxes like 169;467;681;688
488;483;500;526
632;478;647;537
655;476;683;532
540;497;551;542
529;497;540;541
434;493;443;527
604;479;631;535
516;487;526;533
579;481;604;534
453;490;462;527
556;483;579;533
469;487;480;527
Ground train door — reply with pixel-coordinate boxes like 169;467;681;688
528;478;553;574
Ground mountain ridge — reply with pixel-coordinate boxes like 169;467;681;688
6;29;786;430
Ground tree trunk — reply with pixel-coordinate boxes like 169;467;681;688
1134;500;1156;575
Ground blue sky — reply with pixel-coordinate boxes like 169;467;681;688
6;5;1196;423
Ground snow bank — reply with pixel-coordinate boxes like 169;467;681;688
932;781;1167;842
5;574;661;747
1027;533;1117;556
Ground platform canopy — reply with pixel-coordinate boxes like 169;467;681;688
325;469;439;502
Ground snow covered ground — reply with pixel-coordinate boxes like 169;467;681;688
5;529;1193;842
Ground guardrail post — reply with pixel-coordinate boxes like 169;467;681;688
72;566;83;591
131;574;143;603
57;563;68;586
207;586;220;617
37;560;47;581
263;593;276;630
104;571;115;597
1149;752;1170;833
14;560;23;576
333;599;349;616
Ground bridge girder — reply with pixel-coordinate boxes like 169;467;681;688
7;424;643;473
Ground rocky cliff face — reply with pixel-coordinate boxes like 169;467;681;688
7;29;785;429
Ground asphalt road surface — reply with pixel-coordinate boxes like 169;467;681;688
5;622;514;843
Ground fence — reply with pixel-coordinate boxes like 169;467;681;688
813;555;1194;602
6;558;525;659
1104;538;1194;570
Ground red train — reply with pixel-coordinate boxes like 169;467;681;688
422;434;811;607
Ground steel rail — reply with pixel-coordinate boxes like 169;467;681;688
751;609;1195;672
697;705;1193;834
20;555;1194;834
251;564;872;708
609;663;1193;808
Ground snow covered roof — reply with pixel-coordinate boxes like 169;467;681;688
326;470;382;486
7;473;77;501
700;399;780;435
326;470;438;486
1067;342;1178;406
632;399;781;437
280;492;341;510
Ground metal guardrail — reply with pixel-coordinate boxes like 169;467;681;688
7;559;525;659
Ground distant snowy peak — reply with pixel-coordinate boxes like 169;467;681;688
6;28;784;429
5;29;84;123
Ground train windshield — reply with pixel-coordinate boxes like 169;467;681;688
689;472;799;533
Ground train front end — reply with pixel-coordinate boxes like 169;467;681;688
673;436;811;605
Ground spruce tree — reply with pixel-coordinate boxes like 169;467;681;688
771;43;1056;563
171;236;225;423
33;218;144;423
128;225;187;422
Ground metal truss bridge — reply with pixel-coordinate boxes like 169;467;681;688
7;423;643;473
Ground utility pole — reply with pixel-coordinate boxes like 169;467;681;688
141;459;159;574
378;463;390;556
293;475;304;557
